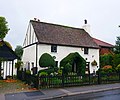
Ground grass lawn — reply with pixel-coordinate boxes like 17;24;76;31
0;79;36;94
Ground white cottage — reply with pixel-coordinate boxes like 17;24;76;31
22;19;100;74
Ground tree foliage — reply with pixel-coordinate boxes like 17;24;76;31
0;17;10;39
15;60;23;70
15;45;23;59
114;36;120;54
4;41;12;49
116;64;120;72
112;54;120;68
60;52;86;75
100;54;113;67
0;40;12;49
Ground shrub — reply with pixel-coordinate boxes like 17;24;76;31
39;53;55;68
60;52;86;75
63;63;72;75
100;54;113;67
57;69;62;76
26;70;31;74
116;64;120;72
112;54;120;68
102;65;112;69
38;68;54;76
39;71;48;76
15;60;23;70
101;65;115;74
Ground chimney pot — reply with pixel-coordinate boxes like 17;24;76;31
34;18;37;20
84;19;87;24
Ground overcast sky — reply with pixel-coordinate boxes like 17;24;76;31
0;0;120;49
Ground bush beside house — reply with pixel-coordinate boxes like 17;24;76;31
60;52;86;76
39;53;57;76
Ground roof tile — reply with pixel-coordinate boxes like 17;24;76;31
31;20;99;48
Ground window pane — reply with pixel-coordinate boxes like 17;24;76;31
51;45;57;52
84;48;89;54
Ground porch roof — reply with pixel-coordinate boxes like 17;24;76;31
0;41;19;61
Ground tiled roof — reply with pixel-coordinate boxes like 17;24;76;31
93;38;114;48
0;40;19;60
30;20;99;48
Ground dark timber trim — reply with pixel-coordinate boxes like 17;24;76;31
23;42;38;49
38;42;100;49
12;60;14;79
36;43;38;67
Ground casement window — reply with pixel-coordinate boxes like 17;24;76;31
84;48;89;54
51;45;57;52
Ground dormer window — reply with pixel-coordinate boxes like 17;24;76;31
51;45;57;52
84;48;89;54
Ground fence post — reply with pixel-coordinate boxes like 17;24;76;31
24;68;26;81
98;69;101;84
88;69;91;85
62;72;64;87
37;74;39;89
21;68;24;80
119;72;120;81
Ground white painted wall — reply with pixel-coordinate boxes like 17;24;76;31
37;44;99;73
22;44;36;71
22;21;38;73
1;61;17;79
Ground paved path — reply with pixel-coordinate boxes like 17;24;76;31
1;83;120;100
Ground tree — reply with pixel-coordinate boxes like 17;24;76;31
100;54;113;67
114;36;120;54
112;54;120;68
4;41;12;49
116;64;120;72
15;60;23;70
15;45;23;59
0;16;10;39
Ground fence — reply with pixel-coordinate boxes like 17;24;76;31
17;69;39;88
100;72;120;84
17;70;120;89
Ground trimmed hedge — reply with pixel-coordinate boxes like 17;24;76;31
60;52;86;75
39;53;56;68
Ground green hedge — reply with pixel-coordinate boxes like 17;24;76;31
39;53;56;68
60;52;86;76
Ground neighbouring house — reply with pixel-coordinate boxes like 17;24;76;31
22;19;100;74
0;40;18;79
93;38;114;55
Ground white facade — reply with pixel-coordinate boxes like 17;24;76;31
22;21;100;74
1;61;17;79
37;44;99;73
22;43;99;73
